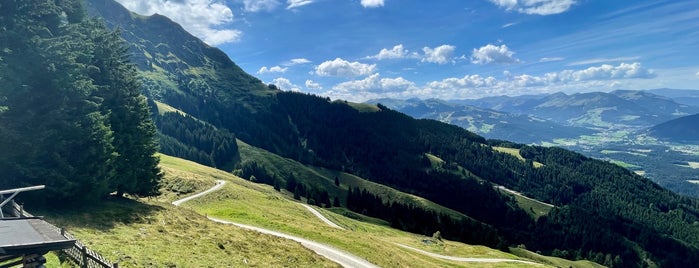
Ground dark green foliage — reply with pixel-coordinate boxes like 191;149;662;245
0;0;160;204
347;187;503;247
156;112;239;169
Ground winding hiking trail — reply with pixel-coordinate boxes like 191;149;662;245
171;180;378;268
302;202;544;266
302;204;345;230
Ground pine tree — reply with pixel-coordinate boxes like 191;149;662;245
86;21;161;197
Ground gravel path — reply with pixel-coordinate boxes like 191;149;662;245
171;180;378;268
301;204;345;230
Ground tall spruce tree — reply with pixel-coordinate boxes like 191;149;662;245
86;21;162;197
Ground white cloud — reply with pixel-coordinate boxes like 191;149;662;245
315;58;376;77
427;75;499;90
333;74;417;93
285;58;311;65
696;71;699;76
271;77;302;91
326;74;420;101
489;0;576;15
568;56;641;66
502;22;517;28
242;0;280;12
115;0;241;46
566;62;656;80
421;45;456;64
539;57;565;62
471;44;519;64
361;0;385;8
305;80;322;90
287;0;314;9
367;44;413;60
257;65;288;74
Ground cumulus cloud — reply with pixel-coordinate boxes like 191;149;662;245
115;0;241;45
257;66;288;74
361;0;385;8
566;62;656;80
489;0;576;15
305;80;322;90
325;74;420;101
421;45;456;64
315;58;376;77
271;77;302;91
242;0;280;12
471;44;519;64
367;44;414;60
427;75;499;90
287;0;314;9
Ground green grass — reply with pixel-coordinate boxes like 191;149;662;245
37;158;339;268
343;101;380;113
238;140;471;220
609;159;640;169
493;146;544;168
153;100;180;115
174;156;548;267
510;248;606;268
510;194;553;220
35;152;593;267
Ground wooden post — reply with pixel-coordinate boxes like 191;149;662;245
113;262;119;268
81;246;88;268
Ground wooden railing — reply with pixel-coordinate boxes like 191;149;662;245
7;200;119;268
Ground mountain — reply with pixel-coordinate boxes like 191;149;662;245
647;88;699;107
456;91;699;129
648;113;699;142
84;0;699;266
367;98;592;144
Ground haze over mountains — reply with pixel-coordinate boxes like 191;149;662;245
2;0;693;266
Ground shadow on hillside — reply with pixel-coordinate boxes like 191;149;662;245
32;196;165;232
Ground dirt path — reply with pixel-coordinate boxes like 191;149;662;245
301;204;345;230
171;180;378;268
171;180;226;206
394;243;543;265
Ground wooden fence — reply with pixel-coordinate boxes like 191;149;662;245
7;200;118;268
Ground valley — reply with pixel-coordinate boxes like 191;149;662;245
374;91;699;197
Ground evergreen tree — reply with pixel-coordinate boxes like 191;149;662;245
85;20;161;197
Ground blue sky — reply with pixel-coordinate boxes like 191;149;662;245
115;0;699;102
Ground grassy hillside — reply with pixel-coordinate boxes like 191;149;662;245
237;140;469;220
40;154;558;267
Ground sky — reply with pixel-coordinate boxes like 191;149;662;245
114;0;699;102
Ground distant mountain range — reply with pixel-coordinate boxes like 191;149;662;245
647;88;699;107
648;113;699;143
452;90;699;129
367;98;592;144
370;89;699;144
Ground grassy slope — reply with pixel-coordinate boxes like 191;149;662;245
39;152;597;267
168;155;545;267
237;140;470;220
